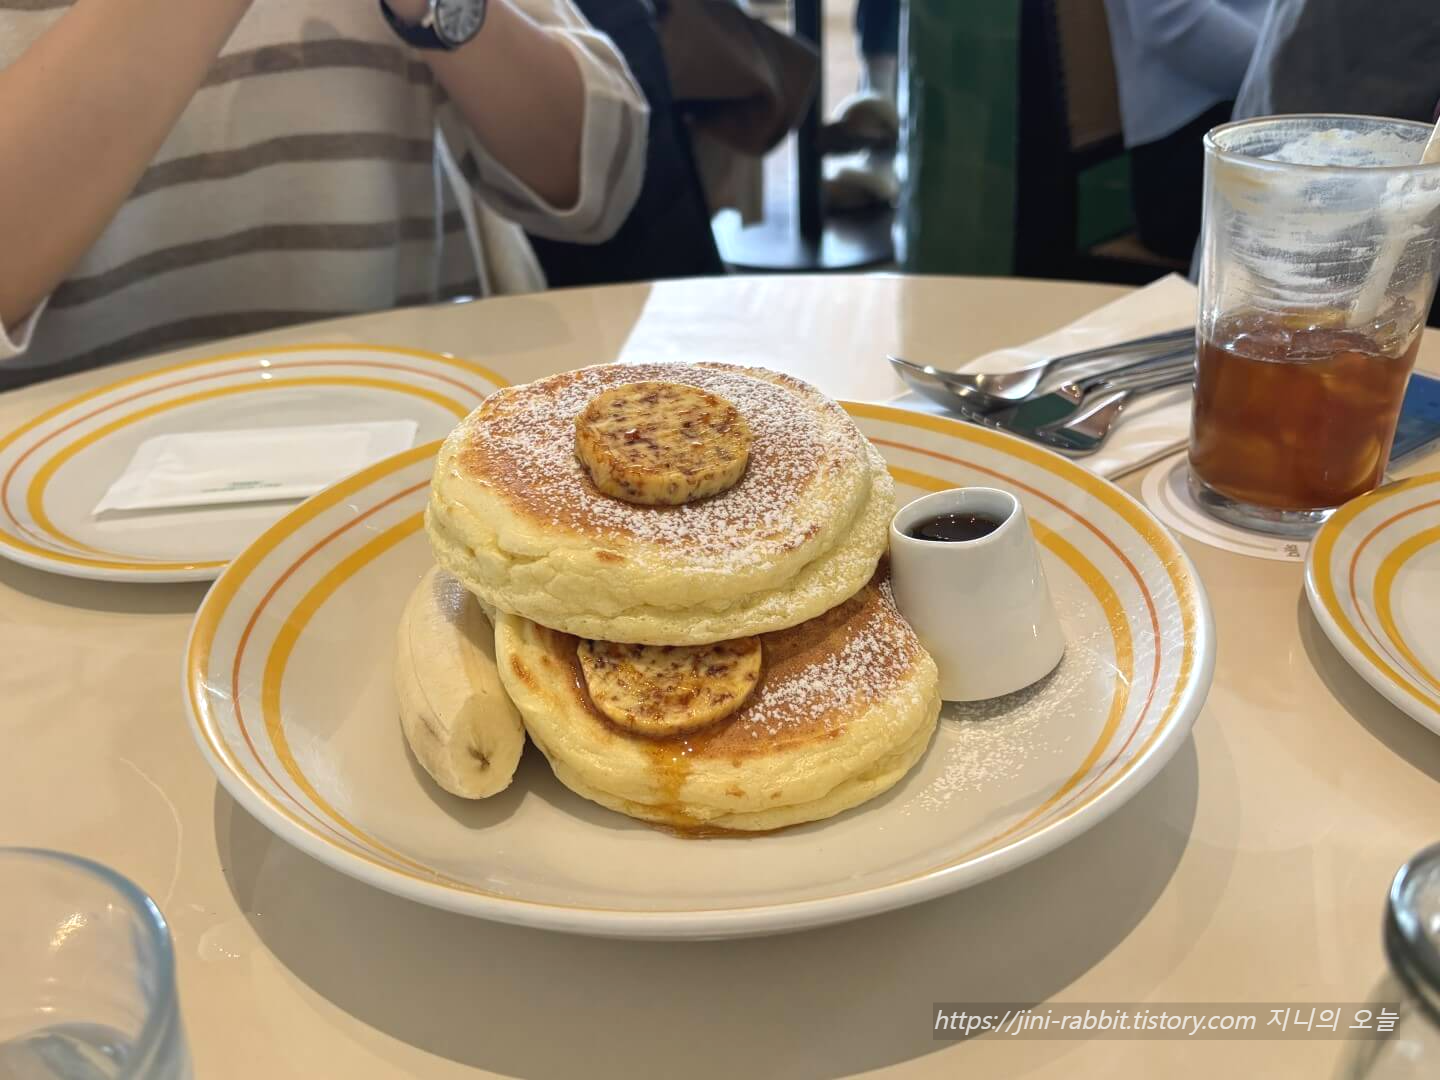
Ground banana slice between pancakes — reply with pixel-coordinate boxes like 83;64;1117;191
577;637;763;737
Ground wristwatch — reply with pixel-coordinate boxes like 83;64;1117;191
379;0;488;50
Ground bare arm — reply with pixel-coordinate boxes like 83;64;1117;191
389;0;585;209
0;0;255;330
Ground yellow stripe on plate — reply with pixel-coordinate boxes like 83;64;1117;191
887;463;1134;860
1374;521;1440;696
1310;474;1440;716
187;443;495;887
863;404;1200;832
0;342;502;462
18;377;467;569
259;512;454;878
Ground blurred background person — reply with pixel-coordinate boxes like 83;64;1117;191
1103;0;1269;261
1234;0;1440;321
824;0;901;212
525;0;729;288
851;0;899;111
1235;0;1440;124
0;0;647;389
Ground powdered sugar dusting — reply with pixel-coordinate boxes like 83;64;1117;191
721;576;924;744
452;363;868;566
901;605;1109;813
583;575;929;755
745;622;910;737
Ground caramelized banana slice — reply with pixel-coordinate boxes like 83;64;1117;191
574;381;752;505
578;636;762;736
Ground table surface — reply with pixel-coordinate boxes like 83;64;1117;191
2;274;1437;1079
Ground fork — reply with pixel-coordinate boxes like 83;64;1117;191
906;347;1192;433
1027;367;1196;456
887;326;1192;413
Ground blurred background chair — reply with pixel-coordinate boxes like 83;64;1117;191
1012;0;1189;284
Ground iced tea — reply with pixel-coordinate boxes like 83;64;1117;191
1189;310;1420;511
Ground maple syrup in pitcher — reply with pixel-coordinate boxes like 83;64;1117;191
1189;309;1420;511
905;511;1005;543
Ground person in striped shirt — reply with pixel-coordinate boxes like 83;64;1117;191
0;0;649;387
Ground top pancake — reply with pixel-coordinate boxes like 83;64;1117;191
427;363;891;644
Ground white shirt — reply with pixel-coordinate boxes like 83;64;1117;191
0;0;648;386
1102;0;1270;147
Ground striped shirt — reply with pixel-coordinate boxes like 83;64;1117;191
0;0;648;387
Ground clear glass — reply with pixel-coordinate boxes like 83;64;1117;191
1191;114;1440;537
0;850;188;1080
1341;844;1440;1079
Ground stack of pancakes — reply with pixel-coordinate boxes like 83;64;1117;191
407;362;941;832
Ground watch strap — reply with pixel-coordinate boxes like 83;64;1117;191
378;0;450;50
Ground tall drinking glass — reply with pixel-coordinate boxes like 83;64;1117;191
0;849;188;1080
1191;115;1440;536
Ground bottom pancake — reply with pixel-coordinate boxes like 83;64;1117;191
493;573;941;832
545;720;935;833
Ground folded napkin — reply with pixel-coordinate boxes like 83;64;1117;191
887;275;1198;478
94;421;418;515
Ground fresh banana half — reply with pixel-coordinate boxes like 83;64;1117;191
573;381;752;505
394;566;526;798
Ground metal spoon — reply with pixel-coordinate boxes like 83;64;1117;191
887;326;1192;413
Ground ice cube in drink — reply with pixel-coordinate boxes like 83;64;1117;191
1189;308;1420;511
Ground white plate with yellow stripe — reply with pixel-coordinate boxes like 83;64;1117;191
0;344;506;583
1306;473;1440;735
185;402;1214;939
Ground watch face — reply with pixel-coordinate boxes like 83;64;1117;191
435;0;485;45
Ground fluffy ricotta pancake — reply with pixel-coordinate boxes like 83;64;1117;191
426;363;893;645
494;573;941;832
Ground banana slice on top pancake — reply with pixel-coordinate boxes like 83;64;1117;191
426;363;892;645
574;381;752;506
